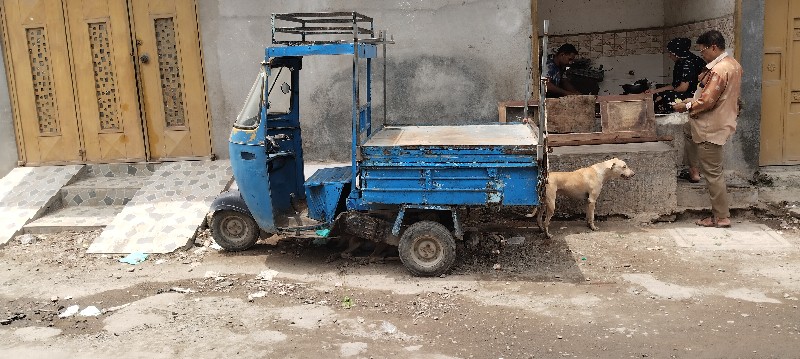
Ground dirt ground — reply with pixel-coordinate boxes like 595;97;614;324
2;204;800;358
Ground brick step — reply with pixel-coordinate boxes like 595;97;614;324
60;176;148;206
676;180;758;210
82;163;159;178
22;205;124;234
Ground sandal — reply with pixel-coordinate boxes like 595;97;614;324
695;217;732;228
695;217;716;227
715;218;732;228
678;169;700;183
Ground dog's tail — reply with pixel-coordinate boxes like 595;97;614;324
530;206;544;231
537;206;545;231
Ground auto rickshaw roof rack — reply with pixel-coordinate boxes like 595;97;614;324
271;12;375;45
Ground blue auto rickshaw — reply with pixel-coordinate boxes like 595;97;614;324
210;12;548;276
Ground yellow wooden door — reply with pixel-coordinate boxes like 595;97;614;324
64;0;146;162
761;0;800;165
2;0;82;164
130;0;211;160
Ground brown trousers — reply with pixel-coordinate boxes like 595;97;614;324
683;123;730;219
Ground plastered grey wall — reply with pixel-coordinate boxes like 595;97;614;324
549;142;677;217
664;0;735;26
199;0;531;162
0;38;17;178
538;0;664;34
733;0;763;174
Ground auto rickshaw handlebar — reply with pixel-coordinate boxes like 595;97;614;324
266;134;290;149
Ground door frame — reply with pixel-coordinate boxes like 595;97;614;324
0;2;27;165
760;0;799;166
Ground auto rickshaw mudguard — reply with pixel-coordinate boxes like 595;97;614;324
209;190;252;217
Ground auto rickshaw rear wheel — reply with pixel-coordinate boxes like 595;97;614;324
398;221;456;277
211;210;259;251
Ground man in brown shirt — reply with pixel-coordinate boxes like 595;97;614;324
673;30;742;228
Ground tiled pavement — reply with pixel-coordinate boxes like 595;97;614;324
87;160;232;254
0;165;84;246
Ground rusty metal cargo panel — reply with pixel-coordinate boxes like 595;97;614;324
358;124;539;207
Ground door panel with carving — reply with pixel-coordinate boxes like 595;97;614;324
2;0;82;164
130;0;211;160
65;0;146;162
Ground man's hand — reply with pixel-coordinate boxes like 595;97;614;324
673;102;688;113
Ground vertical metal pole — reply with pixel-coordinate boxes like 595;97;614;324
270;14;276;44
524;34;532;124
366;57;372;136
538;20;549;163
351;12;360;193
381;30;388;127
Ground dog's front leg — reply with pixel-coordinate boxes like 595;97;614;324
586;198;598;231
542;198;556;239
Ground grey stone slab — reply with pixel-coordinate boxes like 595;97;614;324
88;160;231;254
676;181;758;209
669;223;793;250
0;165;83;246
549;142;676;217
86;163;159;178
23;205;123;234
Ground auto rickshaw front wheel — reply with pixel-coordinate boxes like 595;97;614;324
398;221;456;277
211;210;259;251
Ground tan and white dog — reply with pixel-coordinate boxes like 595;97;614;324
533;158;635;238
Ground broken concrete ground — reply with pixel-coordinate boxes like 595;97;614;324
1;208;799;357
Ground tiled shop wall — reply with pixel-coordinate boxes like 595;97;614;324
549;15;735;63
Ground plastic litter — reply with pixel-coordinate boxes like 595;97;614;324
79;306;101;317
248;291;267;301
58;305;80;318
104;303;130;313
119;252;148;265
257;269;279;281
381;321;397;334
315;229;330;237
18;234;38;245
170;287;197;294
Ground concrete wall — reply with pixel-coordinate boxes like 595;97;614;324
538;0;664;34
0;38;17;179
734;0;764;174
549;142;677;217
664;0;735;26
199;0;531;162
